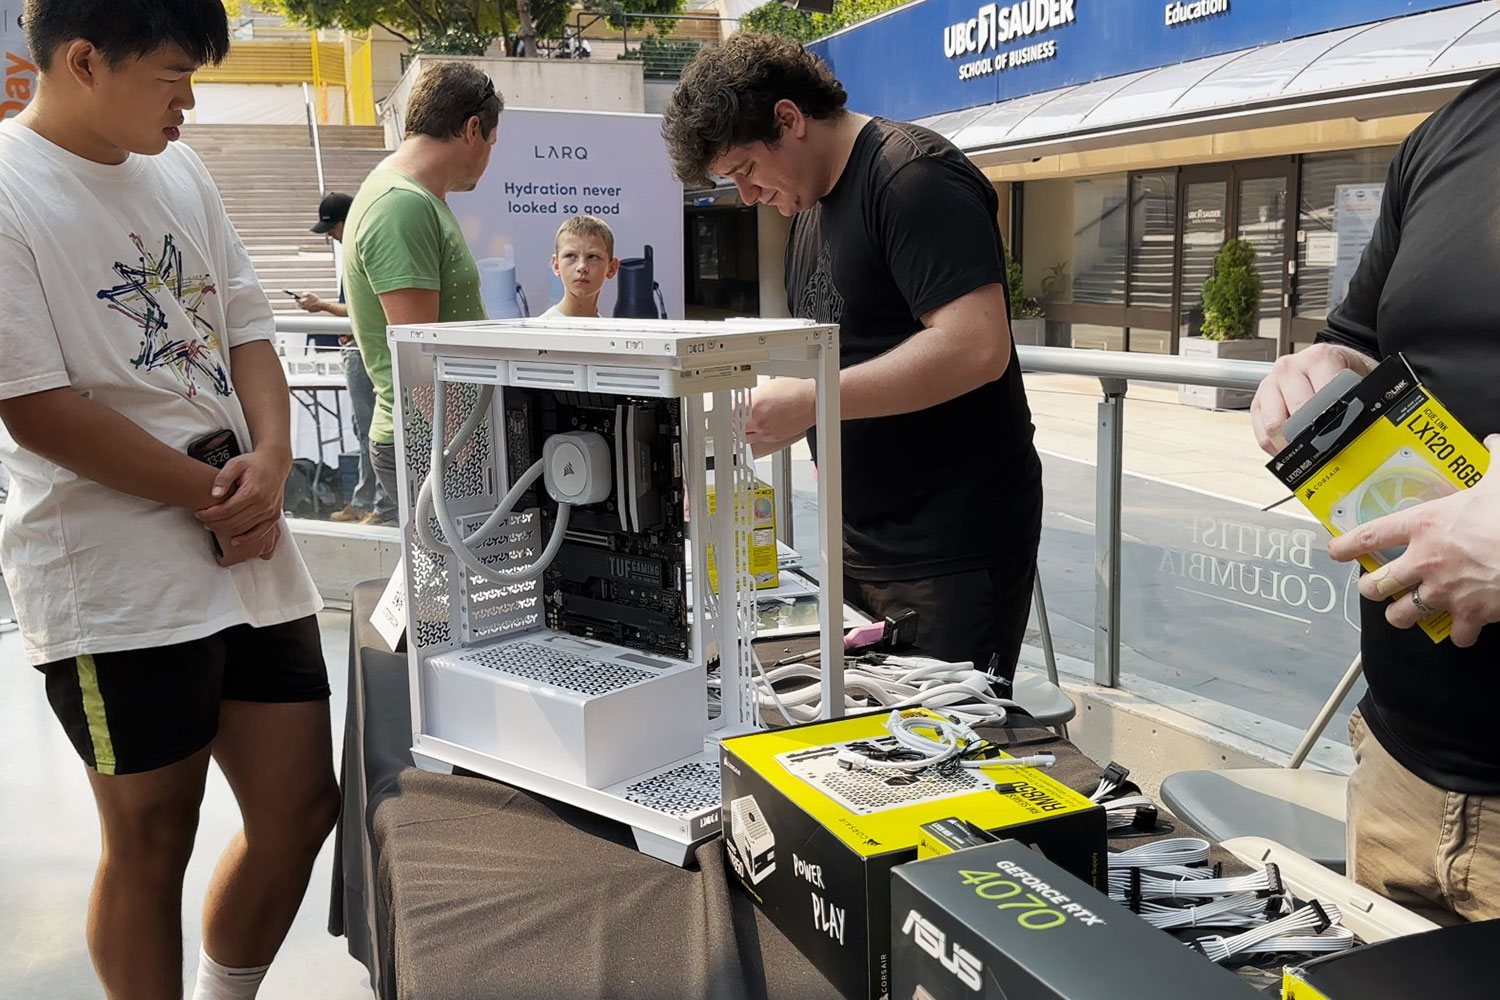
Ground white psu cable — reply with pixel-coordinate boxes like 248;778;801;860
833;710;1057;775
750;654;1020;727
1107;838;1213;871
1192;901;1354;963
1111;864;1283;903
1133;892;1275;931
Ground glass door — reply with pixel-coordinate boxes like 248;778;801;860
1173;159;1297;353
1177;167;1229;344
1235;163;1293;350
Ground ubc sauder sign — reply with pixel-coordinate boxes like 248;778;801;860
809;0;1476;124
943;0;1078;82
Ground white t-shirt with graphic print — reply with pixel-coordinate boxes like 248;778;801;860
0;120;321;666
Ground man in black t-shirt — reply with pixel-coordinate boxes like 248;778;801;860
664;34;1043;681
1251;72;1500;924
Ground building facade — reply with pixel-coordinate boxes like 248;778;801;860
771;0;1499;356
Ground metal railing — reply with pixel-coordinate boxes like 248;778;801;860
302;81;326;197
269;316;1275;690
770;346;1275;689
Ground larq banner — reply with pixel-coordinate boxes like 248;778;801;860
809;0;1479;122
449;108;684;321
2;5;36;120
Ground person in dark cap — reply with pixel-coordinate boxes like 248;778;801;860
300;190;395;525
296;191;351;321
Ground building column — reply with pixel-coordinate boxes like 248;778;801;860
756;204;791;318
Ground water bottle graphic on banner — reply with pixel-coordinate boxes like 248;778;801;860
478;246;529;318
614;245;668;320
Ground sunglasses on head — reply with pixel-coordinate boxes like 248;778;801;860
466;77;497;124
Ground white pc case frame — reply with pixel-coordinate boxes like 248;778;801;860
388;316;844;865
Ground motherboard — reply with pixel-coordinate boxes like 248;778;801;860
504;388;690;659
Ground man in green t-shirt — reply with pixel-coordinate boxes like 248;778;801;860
344;61;501;514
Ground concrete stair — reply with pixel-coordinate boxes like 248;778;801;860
180;124;388;314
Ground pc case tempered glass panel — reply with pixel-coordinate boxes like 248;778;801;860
464;642;656;696
620;760;721;816
776;739;999;816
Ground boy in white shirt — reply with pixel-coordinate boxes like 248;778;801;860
540;214;620;317
0;3;338;998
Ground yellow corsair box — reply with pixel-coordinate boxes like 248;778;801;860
720;709;1105;1000
1268;354;1489;643
706;477;778;591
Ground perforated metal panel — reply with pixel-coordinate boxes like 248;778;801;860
462;642;656;696
409;547;453;649
403;382;494;500
458;511;544;641
776;739;997;816
621;761;721;817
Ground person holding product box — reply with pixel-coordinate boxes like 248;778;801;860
541;214;620;318
1249;72;1500;926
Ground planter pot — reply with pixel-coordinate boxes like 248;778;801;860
1010;317;1045;347
1178;336;1276;410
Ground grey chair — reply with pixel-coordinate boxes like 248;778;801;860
1159;653;1362;874
1012;576;1077;737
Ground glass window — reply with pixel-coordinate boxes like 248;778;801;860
1071;175;1128;305
1296;147;1397;320
1128;171;1176;310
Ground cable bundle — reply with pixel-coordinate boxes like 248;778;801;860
749;652;1021;727
1116;864;1283;903
1192;901;1355;963
1135;893;1275;931
1089;762;1161;832
833;710;1057;775
1108;838;1213;870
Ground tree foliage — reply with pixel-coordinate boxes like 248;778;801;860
740;0;907;44
1200;238;1262;341
269;0;574;55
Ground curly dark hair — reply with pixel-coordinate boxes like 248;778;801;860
662;32;847;187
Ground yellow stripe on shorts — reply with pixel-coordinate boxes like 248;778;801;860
76;655;117;775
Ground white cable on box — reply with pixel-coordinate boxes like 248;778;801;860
1194;901;1352;963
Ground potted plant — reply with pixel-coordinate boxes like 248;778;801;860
1179;238;1274;409
1039;262;1071;347
1005;249;1046;346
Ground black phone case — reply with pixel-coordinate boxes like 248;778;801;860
187;430;242;556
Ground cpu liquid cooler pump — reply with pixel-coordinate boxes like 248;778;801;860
614;245;668;320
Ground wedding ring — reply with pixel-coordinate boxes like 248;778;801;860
1410;586;1436;618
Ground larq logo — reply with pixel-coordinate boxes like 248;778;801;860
902;909;983;991
943;0;1077;59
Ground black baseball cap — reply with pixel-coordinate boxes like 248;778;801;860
311;192;353;234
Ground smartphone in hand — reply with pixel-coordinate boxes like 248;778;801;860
187;429;242;558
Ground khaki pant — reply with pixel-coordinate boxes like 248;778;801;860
1348;709;1500;925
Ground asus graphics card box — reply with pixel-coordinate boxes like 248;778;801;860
720;709;1105;1000
1283;918;1498;999
1267;354;1489;643
892;840;1263;1000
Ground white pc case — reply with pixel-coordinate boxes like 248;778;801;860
388;316;844;865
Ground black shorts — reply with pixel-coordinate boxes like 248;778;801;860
36;616;330;776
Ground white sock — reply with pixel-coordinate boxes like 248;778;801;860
190;945;270;1000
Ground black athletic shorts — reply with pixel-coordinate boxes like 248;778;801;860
35;616;329;776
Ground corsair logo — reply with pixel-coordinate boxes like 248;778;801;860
563;461;576;477
902;910;983;991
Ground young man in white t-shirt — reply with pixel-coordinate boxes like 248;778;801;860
540;214;620;317
0;4;339;999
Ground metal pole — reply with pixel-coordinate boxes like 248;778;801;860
1288;655;1364;769
1094;378;1126;687
772;448;794;548
814;335;844;718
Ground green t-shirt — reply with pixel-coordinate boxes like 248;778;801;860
344;169;484;444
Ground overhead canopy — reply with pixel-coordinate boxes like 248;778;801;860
919;4;1500;162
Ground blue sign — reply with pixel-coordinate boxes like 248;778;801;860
807;0;1479;122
